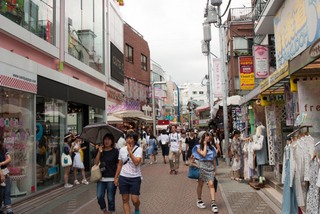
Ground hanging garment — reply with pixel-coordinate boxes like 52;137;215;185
243;142;249;179
255;125;268;165
282;145;298;214
293;139;305;207
304;134;315;181
306;160;320;214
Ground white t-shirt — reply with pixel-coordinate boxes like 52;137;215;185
119;146;143;178
180;137;187;151
158;134;169;145
169;133;180;152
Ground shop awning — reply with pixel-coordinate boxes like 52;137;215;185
136;115;153;123
195;105;210;112
112;110;145;118
156;125;168;131
239;86;261;105
107;115;123;124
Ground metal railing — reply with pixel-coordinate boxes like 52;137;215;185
229;7;253;22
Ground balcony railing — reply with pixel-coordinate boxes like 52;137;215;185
253;0;268;22
229;7;253;22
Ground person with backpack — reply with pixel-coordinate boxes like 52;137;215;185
186;129;198;165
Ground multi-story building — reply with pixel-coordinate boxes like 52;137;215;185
0;0;124;199
107;22;152;132
239;0;320;183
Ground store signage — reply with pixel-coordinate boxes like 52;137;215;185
309;38;320;58
254;45;269;78
110;42;124;84
260;61;289;93
212;58;223;98
239;56;254;90
107;86;124;102
0;62;37;93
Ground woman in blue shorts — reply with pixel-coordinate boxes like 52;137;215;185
114;131;142;214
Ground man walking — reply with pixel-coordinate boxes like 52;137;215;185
168;126;181;174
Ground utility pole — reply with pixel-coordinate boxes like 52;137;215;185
217;4;230;166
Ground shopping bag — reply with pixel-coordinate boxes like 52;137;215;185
61;153;72;167
90;164;102;182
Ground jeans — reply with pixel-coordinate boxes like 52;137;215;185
97;181;116;211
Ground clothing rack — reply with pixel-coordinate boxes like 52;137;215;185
287;125;313;138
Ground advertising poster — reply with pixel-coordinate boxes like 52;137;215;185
298;79;320;142
253;45;269;78
239;56;254;90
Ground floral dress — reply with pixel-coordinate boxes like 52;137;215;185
306;159;320;213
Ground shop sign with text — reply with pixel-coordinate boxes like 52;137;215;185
254;45;269;78
239;56;254;90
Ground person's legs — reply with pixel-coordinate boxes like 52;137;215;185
174;151;180;171
4;176;12;214
131;195;140;213
64;166;71;184
96;181;107;211
168;151;174;172
106;181;116;212
73;168;79;184
196;180;206;209
208;180;218;213
121;194;130;214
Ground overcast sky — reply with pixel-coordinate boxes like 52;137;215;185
120;0;252;84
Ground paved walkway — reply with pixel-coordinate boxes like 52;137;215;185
12;153;282;214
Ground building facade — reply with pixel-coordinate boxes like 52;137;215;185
0;0;124;199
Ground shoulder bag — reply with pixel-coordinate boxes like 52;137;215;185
90;163;102;182
188;165;200;179
61;153;72;167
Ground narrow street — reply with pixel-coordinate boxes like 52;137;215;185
12;153;282;214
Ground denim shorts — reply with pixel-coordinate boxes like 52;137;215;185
119;176;141;195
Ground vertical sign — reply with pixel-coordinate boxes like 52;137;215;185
239;56;254;90
212;58;222;98
110;42;124;84
254;45;269;78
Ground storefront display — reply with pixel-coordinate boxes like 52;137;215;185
0;87;35;197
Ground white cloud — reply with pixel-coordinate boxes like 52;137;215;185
120;0;252;84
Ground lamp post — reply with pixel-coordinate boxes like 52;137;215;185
152;81;167;137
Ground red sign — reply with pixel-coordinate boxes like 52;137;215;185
157;120;170;125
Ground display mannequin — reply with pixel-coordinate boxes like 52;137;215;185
255;122;268;183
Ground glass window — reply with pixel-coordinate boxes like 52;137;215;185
0;87;35;197
36;96;66;191
66;0;104;73
125;44;133;63
199;91;204;95
89;107;104;124
141;54;147;71
192;91;197;95
0;0;56;45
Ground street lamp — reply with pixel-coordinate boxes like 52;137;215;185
152;81;167;137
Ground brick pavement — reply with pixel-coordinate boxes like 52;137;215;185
12;153;282;214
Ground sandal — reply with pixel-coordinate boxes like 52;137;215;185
211;202;219;213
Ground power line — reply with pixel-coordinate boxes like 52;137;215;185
220;0;232;18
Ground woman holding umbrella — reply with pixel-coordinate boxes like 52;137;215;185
95;133;119;214
114;131;143;214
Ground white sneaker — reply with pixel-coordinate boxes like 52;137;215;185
81;179;89;185
197;200;206;209
211;202;218;213
0;182;6;187
64;183;73;188
74;180;80;185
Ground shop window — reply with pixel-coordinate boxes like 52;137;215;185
0;88;35;197
125;44;134;63
66;0;104;73
199;91;204;95
0;0;56;45
36;96;66;191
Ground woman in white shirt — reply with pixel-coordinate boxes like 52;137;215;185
114;131;143;214
158;129;170;164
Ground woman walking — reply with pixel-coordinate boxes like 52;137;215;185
147;134;157;164
158;129;169;164
95;133;119;214
114;131;143;214
73;137;89;185
63;133;74;188
193;132;218;213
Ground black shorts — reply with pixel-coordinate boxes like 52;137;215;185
119;176;141;195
